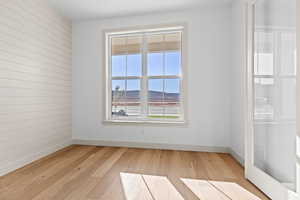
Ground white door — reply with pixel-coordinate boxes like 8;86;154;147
245;0;299;199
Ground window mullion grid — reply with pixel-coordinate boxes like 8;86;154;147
274;31;280;122
179;32;184;121
141;33;148;119
112;76;141;80
162;34;166;118
125;37;128;116
108;36;113;119
108;28;184;122
253;31;260;121
147;75;180;79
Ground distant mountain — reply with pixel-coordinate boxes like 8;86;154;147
112;90;179;102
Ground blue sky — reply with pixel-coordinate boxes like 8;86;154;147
112;52;181;93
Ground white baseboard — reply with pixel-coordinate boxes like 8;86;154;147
0;141;72;177
73;139;230;153
228;148;245;166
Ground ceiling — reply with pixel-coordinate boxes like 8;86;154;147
48;0;233;21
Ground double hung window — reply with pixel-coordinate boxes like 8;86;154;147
105;26;185;123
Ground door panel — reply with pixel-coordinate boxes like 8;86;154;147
246;0;298;199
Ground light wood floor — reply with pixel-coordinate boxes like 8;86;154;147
0;145;269;200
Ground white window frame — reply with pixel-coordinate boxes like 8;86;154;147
104;25;187;124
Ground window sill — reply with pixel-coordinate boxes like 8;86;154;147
103;119;187;126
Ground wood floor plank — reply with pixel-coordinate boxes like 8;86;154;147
92;148;127;177
63;148;127;200
32;147;114;200
0;145;270;200
64;177;100;200
94;149;158;200
120;173;154;200
0;145;90;190
0;146;97;200
13;147;99;200
218;153;244;178
210;180;262;200
143;174;184;200
199;152;238;181
98;175;126;200
181;151;210;180
181;178;231;200
87;149;139;199
128;149;160;175
165;150;200;200
140;149;163;176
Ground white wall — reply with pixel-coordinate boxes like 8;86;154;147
296;0;300;193
230;0;247;164
72;4;233;149
0;0;72;176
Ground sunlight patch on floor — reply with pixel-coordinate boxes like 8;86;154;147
181;178;262;200
120;172;183;200
120;172;153;200
181;178;230;200
120;172;263;200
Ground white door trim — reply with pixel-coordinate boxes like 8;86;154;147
296;0;300;196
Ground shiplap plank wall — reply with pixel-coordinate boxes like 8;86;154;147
0;0;72;176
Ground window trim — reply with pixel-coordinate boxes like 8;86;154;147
103;24;188;125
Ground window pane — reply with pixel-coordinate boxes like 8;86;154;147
126;36;142;76
112;36;142;77
254;78;274;85
147;34;164;52
112;36;142;55
147;53;163;76
164;32;181;51
280;33;296;75
148;79;164;117
126;79;141;116
148;79;163;100
280;78;296;120
112;37;126;55
255;53;274;75
165;52;181;75
164;79;180;118
112;80;125;91
254;32;274;75
147;32;181;52
127;36;142;55
127;54;142;76
165;79;180;95
112;80;126;117
112;55;126;77
254;78;274;120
